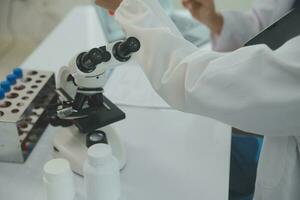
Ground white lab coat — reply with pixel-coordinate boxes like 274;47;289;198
212;0;296;51
114;0;300;199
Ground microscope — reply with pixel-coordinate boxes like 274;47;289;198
49;37;141;175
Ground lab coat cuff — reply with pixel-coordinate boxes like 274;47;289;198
115;0;182;37
211;11;242;52
115;0;131;16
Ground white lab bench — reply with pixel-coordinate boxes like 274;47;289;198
0;6;231;200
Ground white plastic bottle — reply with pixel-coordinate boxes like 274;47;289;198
84;143;121;200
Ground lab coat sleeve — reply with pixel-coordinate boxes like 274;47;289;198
211;0;295;51
115;0;300;136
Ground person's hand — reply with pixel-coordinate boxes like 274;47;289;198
95;0;122;12
182;0;223;35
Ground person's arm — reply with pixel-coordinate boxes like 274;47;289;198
111;0;300;136
182;0;224;36
183;0;295;51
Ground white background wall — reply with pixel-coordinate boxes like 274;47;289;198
0;0;255;77
0;0;89;78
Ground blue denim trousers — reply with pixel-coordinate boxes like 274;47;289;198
229;132;263;200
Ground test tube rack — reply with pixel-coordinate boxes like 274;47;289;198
0;69;56;163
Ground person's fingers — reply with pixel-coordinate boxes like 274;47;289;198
184;0;203;9
182;0;192;8
183;0;202;11
182;1;194;10
109;10;115;16
95;0;121;11
182;0;188;8
95;0;107;7
193;0;213;7
182;0;192;3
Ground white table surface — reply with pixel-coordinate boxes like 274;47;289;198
0;6;231;200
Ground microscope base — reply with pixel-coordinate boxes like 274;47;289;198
53;125;126;175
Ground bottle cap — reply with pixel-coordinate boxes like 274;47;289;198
0;81;11;92
43;159;75;200
0;88;4;100
13;68;23;79
87;143;113;166
7;74;17;85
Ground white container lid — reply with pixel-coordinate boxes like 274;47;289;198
43;158;75;200
44;158;72;182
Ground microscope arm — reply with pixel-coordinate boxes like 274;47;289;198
49;37;141;128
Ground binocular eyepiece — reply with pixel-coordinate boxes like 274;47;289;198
113;37;141;62
77;37;141;73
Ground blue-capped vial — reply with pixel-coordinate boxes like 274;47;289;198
0;81;11;93
13;68;23;79
0;88;5;100
7;74;17;85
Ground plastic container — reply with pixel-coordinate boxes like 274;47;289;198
84;144;121;200
43;158;75;200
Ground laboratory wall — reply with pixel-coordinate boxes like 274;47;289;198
0;0;90;78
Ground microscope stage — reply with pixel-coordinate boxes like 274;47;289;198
74;96;125;133
55;88;125;133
